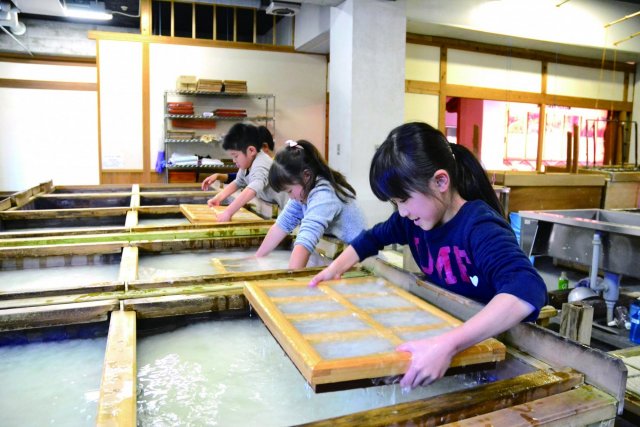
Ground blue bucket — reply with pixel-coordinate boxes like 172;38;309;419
630;301;640;344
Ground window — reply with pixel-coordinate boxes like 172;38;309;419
173;2;193;38
215;5;234;41
195;4;213;40
447;98;609;171
152;0;171;36
150;1;293;47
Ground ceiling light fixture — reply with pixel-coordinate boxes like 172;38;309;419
63;1;113;21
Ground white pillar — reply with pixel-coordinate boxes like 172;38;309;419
329;0;407;227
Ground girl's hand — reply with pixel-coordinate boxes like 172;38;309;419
308;266;341;287
396;335;456;389
216;210;232;223
207;196;221;207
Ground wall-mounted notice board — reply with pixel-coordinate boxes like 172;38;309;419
244;276;506;392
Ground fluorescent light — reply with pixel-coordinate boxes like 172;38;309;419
64;6;113;21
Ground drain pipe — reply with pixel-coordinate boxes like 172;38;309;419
602;272;621;324
589;231;601;293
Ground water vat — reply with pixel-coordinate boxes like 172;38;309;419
136;213;190;227
137;248;321;281
136;316;535;426
140;194;213;206
0;333;107;427
18;195;132;210
0;252;121;293
0;213;127;233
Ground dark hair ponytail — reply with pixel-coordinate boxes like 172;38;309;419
269;140;356;203
449;143;503;215
370;122;502;216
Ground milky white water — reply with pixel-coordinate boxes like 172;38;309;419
136;217;191;226
1;224;122;234
0;263;120;292
137;317;533;426
0;337;106;426
137;249;324;280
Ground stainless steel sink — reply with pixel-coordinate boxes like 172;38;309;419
519;209;640;279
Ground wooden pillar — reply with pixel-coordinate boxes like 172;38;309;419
572;124;580;173
566;131;573;172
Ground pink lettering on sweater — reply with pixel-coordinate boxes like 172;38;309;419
435;247;457;285
453;246;471;283
415;237;434;275
415;239;472;286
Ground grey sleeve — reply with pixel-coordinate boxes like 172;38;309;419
246;161;269;194
294;187;342;253
275;199;303;233
233;169;248;189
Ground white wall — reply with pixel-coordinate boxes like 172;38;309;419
447;49;542;92
405;93;439;125
0;62;99;190
406;44;440;83
147;43;327;166
547;63;625;100
99;40;143;169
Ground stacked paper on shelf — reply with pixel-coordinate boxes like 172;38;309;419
168;153;224;167
201;158;224;166
213;108;247;117
176;75;197;90
223;80;248;93
167;102;194;114
197;79;223;92
171;119;216;129
166;130;196;140
168;153;199;166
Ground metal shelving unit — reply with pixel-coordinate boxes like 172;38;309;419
163;90;275;182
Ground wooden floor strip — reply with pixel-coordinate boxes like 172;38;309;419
96;310;137;427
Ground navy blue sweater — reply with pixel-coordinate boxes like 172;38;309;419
351;200;547;321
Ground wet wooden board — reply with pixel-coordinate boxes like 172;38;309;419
180;204;263;224
609;346;640;416
97;310;137;427
301;368;585;426
244;276;506;391
440;385;616;427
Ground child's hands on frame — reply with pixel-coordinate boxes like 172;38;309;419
207;196;221;207
216;210;233;223
396;334;457;389
308;266;342;287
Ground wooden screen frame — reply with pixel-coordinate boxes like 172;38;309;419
244;276;506;391
180;203;264;224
